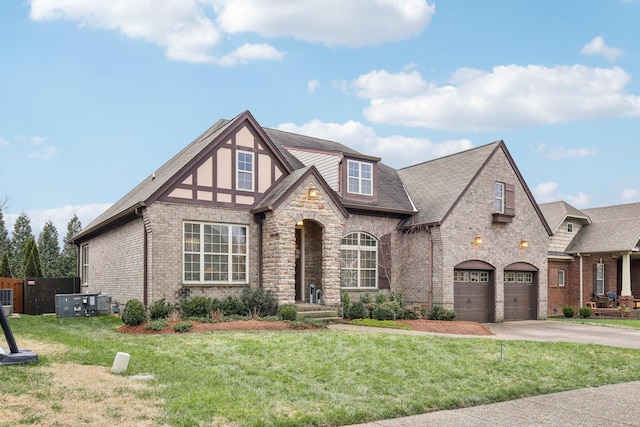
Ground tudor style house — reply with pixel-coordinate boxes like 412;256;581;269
71;110;551;322
541;201;640;313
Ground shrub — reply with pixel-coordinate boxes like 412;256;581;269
347;301;369;319
562;305;575;318
145;318;168;331
241;288;278;317
382;301;403;319
360;292;373;304
215;296;246;316
428;305;456;321
579;306;592;318
278;305;298;321
372;305;396;321
173;322;193;333
341;292;352;318
389;291;404;307
149;298;172;320
179;296;212;318
121;299;147;326
375;291;387;305
401;305;422;320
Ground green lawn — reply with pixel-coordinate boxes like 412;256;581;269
3;315;640;427
551;317;640;329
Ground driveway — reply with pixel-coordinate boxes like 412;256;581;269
484;320;640;349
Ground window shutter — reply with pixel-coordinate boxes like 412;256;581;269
378;233;391;289
505;183;515;216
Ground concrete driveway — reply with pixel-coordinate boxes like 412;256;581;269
483;320;640;349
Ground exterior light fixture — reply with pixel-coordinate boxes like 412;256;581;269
308;187;319;198
520;239;528;250
473;235;483;246
296;220;304;226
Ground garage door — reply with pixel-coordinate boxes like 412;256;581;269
454;270;491;323
504;271;535;321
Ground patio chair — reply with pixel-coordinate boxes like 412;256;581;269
606;292;619;307
594;293;610;308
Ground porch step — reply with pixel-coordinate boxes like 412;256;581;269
294;304;342;324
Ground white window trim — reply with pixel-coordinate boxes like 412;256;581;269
81;244;89;285
236;150;254;191
596;263;605;294
558;269;565;287
347;160;373;196
567;222;574;233
340;231;378;289
183;221;249;285
494;182;505;213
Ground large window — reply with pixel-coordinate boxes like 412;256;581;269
595;263;605;294
184;222;248;284
236;151;254;191
347;160;372;195
81;244;89;285
341;232;377;288
494;182;505;213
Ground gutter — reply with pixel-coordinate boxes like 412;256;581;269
578;253;584;307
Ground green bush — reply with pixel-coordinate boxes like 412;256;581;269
360;293;373;304
179;296;212;318
372;305;396;321
348;301;369;319
149;298;172;320
401;305;422;320
341;292;352;318
145;318;168;331
375;291;387;305
427;305;456;321
563;305;575;318
173;322;193;333
241;288;278;317
214;295;246;316
278;305;298;321
121;299;147;326
579;306;592;318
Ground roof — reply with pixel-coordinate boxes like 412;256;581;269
539;201;591;233
565;202;640;253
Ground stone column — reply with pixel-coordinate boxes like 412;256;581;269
620;252;634;311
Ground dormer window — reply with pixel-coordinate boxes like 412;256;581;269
347;160;372;195
567;222;573;233
236;151;254;191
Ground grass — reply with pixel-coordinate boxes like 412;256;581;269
3;315;640;426
552;317;640;329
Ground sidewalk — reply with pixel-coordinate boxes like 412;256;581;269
342;381;640;426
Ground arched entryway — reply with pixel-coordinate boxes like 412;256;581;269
295;219;323;303
454;260;495;322
504;262;538;321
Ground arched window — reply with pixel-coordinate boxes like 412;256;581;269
340;232;378;288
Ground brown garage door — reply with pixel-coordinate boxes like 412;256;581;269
504;271;535;321
454;270;491;323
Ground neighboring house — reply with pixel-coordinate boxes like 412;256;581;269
541;201;640;313
71;110;551;322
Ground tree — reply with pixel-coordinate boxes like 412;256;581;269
60;214;82;277
22;236;42;278
0;206;10;262
10;213;33;278
38;221;61;277
0;253;10;277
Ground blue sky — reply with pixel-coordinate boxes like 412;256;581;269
1;0;640;240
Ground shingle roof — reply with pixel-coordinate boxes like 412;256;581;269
539;201;591;233
396;141;501;226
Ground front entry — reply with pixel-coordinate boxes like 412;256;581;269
295;227;303;302
294;220;324;304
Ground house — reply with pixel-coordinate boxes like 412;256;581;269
541;201;640;313
71;110;551;322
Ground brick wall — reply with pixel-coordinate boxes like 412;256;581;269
548;259;571;314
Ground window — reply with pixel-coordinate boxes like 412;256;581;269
558;269;565;287
494;182;505;213
455;270;488;282
347;160;372;195
595;263;605;294
81;244;89;285
236;151;254;191
340;232;377;288
505;271;532;283
184;222;248;284
567;223;573;233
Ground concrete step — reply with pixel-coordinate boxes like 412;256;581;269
294;304;342;324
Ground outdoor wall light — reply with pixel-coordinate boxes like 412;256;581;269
308;187;319;198
520;239;529;250
473;235;483;246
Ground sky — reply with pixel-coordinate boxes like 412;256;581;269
1;0;640;242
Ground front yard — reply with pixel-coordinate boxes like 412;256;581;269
3;315;640;426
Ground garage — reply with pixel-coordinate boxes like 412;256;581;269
503;263;538;321
454;268;492;323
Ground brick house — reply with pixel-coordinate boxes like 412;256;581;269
71;110;551;322
541;201;640;314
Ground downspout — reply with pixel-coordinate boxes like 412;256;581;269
257;215;263;289
578;253;583;307
135;206;148;307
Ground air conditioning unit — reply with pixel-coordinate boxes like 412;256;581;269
0;289;13;316
55;293;99;318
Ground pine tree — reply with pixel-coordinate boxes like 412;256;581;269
0;206;10;262
60;214;82;277
38;221;61;277
22;236;42;278
0;253;11;277
10;213;33;278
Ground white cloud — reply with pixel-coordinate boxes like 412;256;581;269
28;145;59;160
0;136;8;147
357;65;640;131
277;119;472;168
29;0;434;65
621;188;640;203
214;43;285;66
539;145;599;160
307;80;320;93
214;0;435;47
533;181;591;208
581;36;624;62
5;203;112;245
30;136;48;145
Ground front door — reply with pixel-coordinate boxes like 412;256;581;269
295;227;303;302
